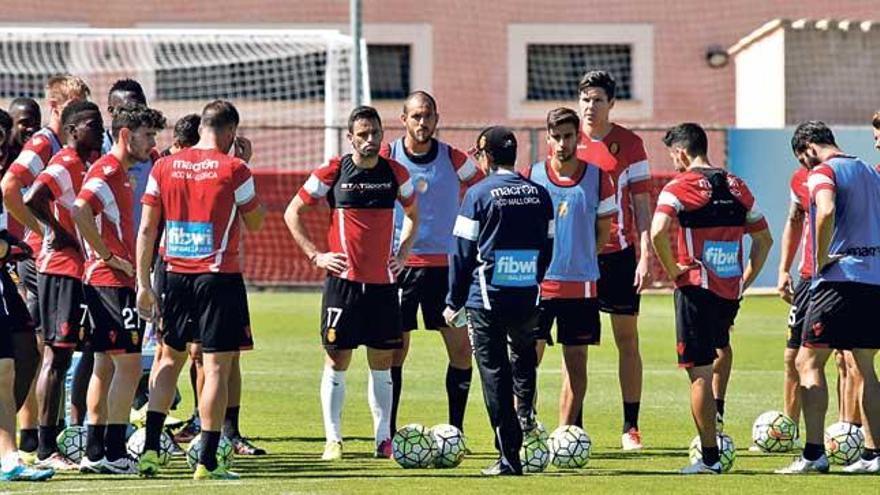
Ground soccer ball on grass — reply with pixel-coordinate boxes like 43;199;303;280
824;421;864;465
430;424;467;468
126;427;175;465
185;433;235;470
392;424;436;468
752;410;798;453
548;425;591;469
689;433;736;472
56;425;87;463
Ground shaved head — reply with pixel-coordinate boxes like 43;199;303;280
402;91;437;115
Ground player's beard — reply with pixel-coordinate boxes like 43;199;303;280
557;150;574;163
411;127;433;144
356;144;379;159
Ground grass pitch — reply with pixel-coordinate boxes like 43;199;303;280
5;293;878;494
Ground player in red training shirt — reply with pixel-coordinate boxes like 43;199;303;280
1;76;90;467
651;123;772;474
23;101;103;470
2;97;43;461
575;70;652;449
136;100;265;480
285;106;418;461
71;104;166;475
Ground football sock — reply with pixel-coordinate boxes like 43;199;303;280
861;448;880;461
623;401;640;432
446;365;472;431
37;425;57;460
390;366;402;433
145;411;167;452
104;424;127;461
574;408;584;428
702;445;720;466
199;430;221;471
85;424;106;461
715;399;725;418
320;366;346;443
368;369;393;443
804;442;824;461
223;406;241;439
19;428;38;453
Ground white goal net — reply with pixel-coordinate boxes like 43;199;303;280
0;27;366;168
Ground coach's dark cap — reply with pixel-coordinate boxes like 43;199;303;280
476;126;517;165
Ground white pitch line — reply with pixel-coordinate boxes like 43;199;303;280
6;481;242;494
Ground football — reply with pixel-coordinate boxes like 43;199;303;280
56;425;87;463
520;433;551;473
824;421;864;465
524;420;548;441
430;424;467;468
548;425;591;469
689;433;736;473
391;424;436;469
126;427;175;466
185;433;235;471
751;410;798;453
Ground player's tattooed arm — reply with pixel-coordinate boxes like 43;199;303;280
776;201;804;302
284;194;347;275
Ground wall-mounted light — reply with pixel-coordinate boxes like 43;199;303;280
705;44;729;68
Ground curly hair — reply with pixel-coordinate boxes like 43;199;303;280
111;103;167;140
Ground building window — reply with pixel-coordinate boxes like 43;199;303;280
508;24;654;120
526;44;632;101
367;44;411;100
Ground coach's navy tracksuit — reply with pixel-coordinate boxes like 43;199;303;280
447;168;554;470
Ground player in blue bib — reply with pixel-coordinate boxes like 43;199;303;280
778;121;880;475
522;108;617;430
381;92;483;434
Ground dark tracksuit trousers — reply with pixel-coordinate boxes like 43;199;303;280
466;306;538;469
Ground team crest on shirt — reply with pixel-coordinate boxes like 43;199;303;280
609;142;620;155
131;331;139;346
327;327;337;343
557;201;569;218
415;178;429;193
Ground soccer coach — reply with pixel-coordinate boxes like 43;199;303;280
443;127;554;476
